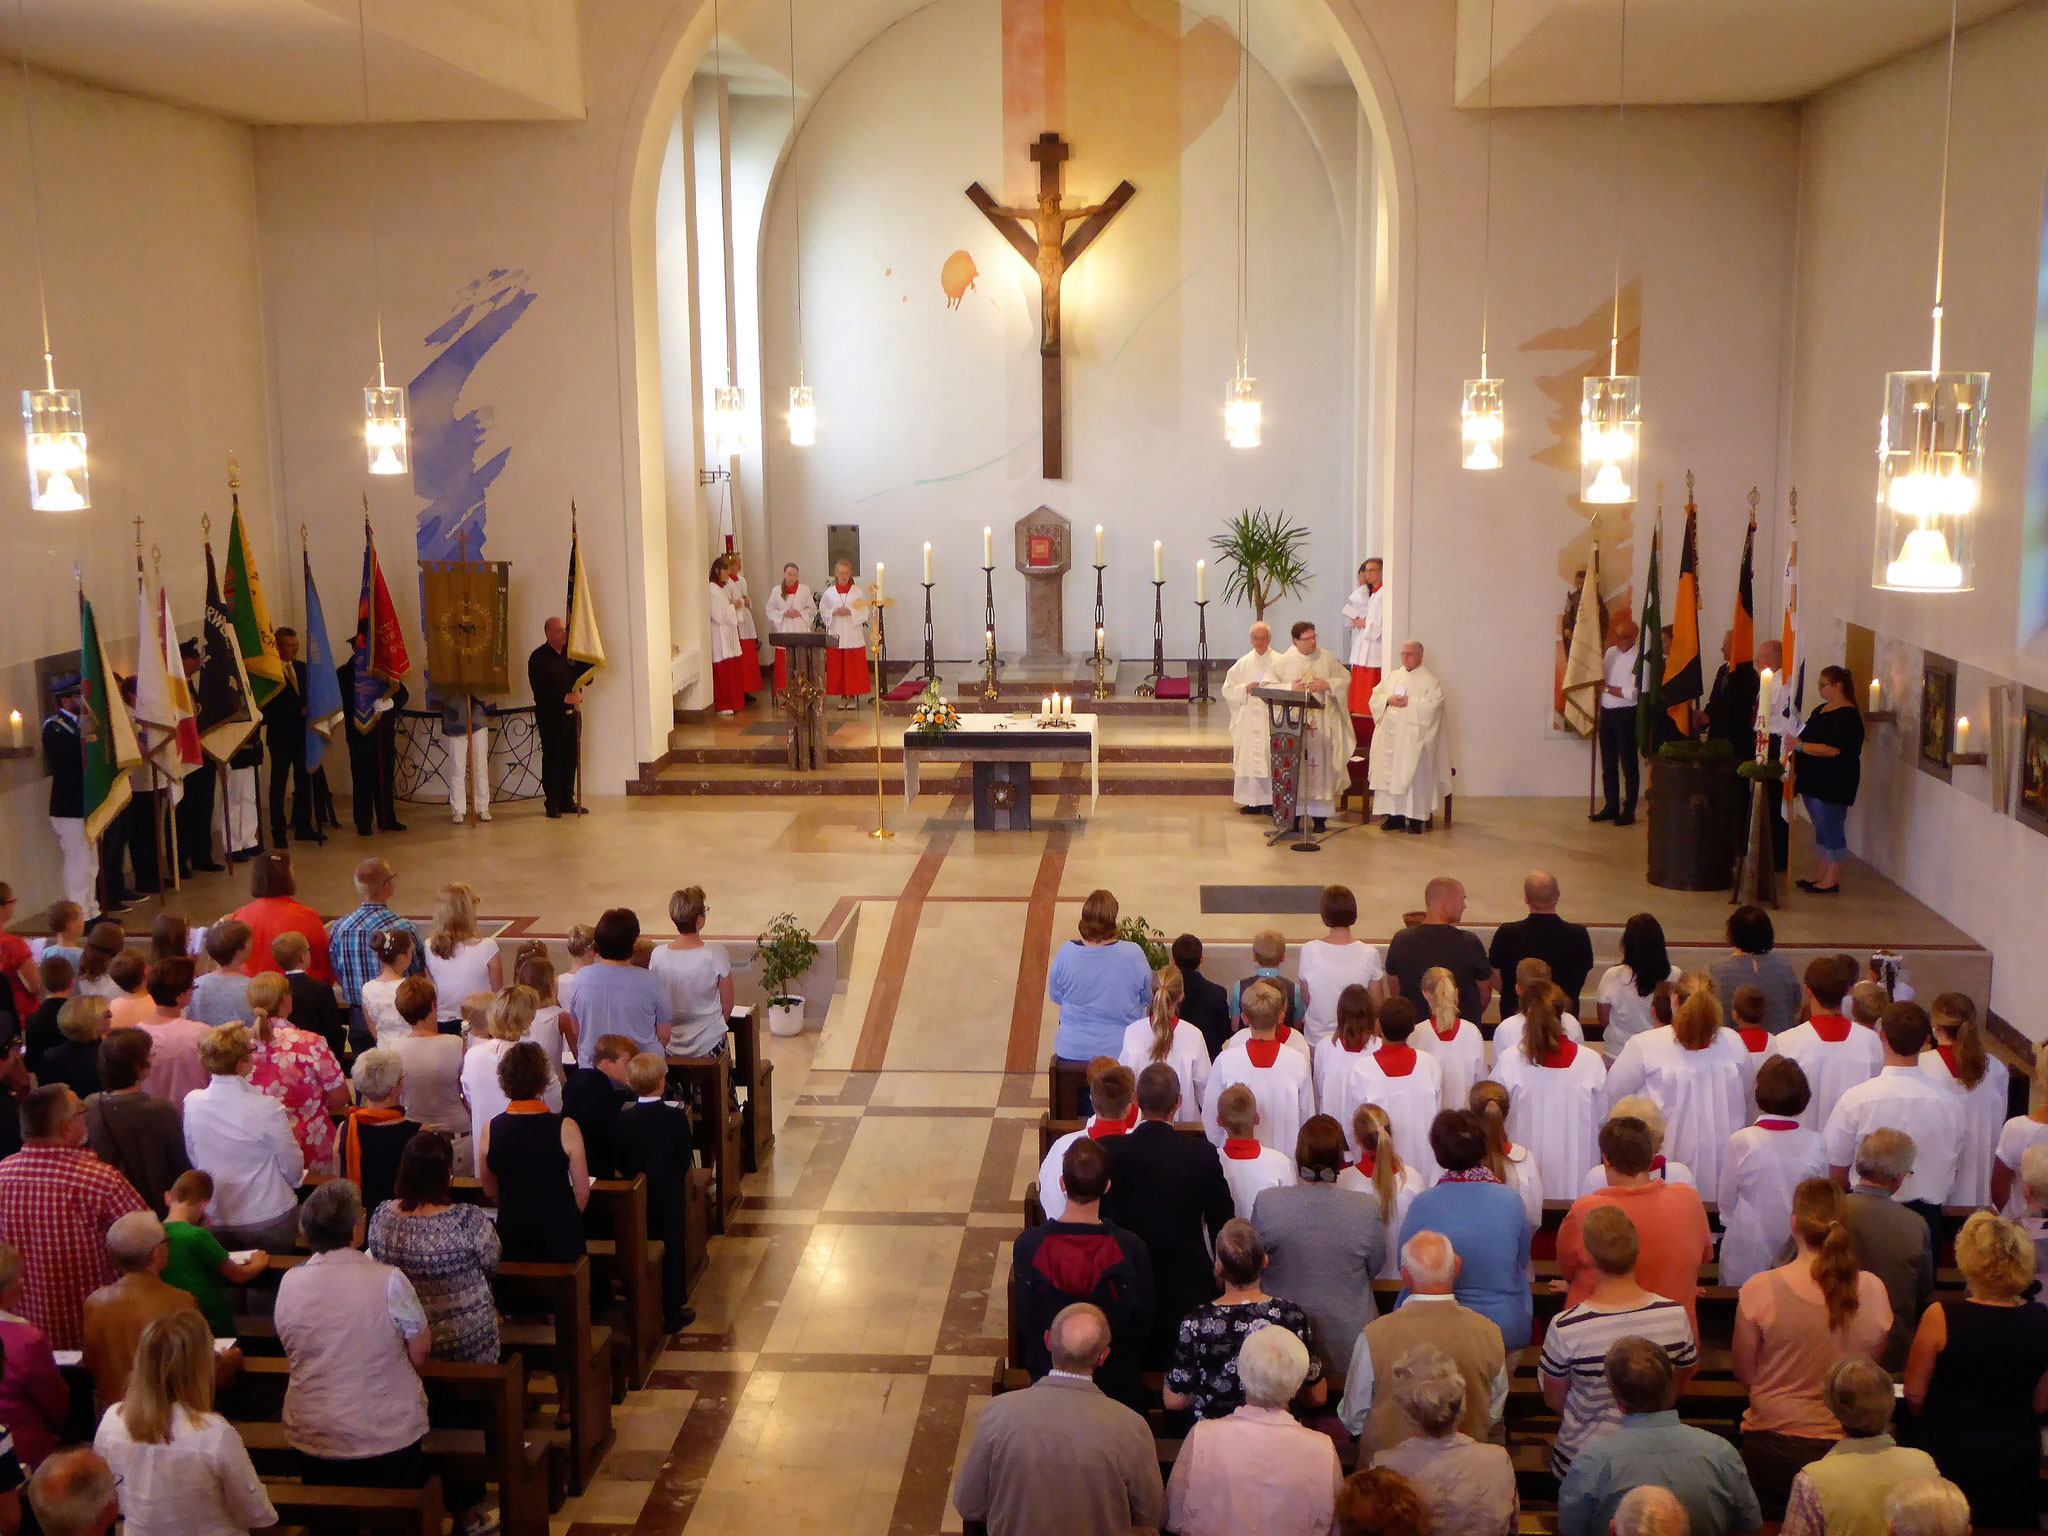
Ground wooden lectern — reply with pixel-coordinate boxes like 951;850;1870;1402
1251;684;1324;852
775;633;829;771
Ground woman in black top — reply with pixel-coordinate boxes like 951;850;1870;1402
479;1040;589;1262
1793;665;1865;895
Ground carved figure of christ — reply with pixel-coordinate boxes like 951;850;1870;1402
967;132;1136;478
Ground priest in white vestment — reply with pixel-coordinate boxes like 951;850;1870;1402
1269;622;1357;830
1368;640;1450;832
765;562;816;692
1341;558;1385;716
1221;622;1281;813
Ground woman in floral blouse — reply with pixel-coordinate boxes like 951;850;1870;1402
243;972;348;1173
1163;1218;1325;1420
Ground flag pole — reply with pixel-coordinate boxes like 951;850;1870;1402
206;507;237;870
228;451;273;855
151;543;181;894
134;517;172;899
1587;525;1600;820
571;501;584;818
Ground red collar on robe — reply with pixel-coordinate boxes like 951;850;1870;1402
1935;1042;1960;1077
833;581;853;593
1353;1151;1376;1177
1223;1137;1264;1161
1375;1044;1418;1076
1809;1013;1852;1043
1739;1026;1770;1053
1540;1041;1578;1069
1756;1117;1801;1131
1340;1037;1371;1054
1245;1038;1284;1069
781;582;800;596
1087;1107;1139;1139
1432;1019;1462;1043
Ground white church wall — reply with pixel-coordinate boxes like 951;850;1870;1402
0;69;272;909
1788;1;2048;1036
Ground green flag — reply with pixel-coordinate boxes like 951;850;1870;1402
224;506;283;707
78;591;143;844
1635;516;1665;760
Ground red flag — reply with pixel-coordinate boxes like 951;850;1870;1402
352;523;411;731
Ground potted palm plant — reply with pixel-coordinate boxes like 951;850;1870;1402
752;912;820;1037
1209;508;1311;619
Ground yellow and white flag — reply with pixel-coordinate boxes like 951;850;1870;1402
1560;546;1605;738
565;519;605;672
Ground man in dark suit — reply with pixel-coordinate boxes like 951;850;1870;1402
563;1034;636;1181
43;675;94;913
1102;1063;1234;1367
613;1054;698;1332
261;627;317;848
339;638;408;836
1486;871;1596;1017
1705;630;1760;749
528;618;586;820
1170;934;1234;1060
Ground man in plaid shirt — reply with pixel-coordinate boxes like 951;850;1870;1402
328;857;424;1053
0;1085;146;1350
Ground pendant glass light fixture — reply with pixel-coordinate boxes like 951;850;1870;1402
1224;0;1259;449
355;0;407;477
784;0;815;447
14;0;87;512
1873;0;1984;593
713;384;746;458
1581;0;1640;505
1461;0;1503;471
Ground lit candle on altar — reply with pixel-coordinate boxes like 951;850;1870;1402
1956;716;1970;753
1095;525;1104;565
923;542;932;583
1062;694;1072;720
1096;624;1105;659
6;711;19;749
1153;540;1162;581
1757;667;1774;723
1196;560;1206;602
983;527;992;567
875;562;884;606
1041;695;1051;719
1867;677;1880;713
986;627;995;660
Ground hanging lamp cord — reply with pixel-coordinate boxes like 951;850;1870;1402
1929;0;1959;374
13;0;54;387
1607;0;1628;379
356;0;387;390
1479;0;1495;378
788;0;804;389
1235;0;1251;380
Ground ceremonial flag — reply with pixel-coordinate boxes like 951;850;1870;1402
1635;514;1665;761
1776;499;1803;804
1662;497;1704;738
224;506;283;707
301;552;345;771
78;590;143;844
565;517;605;675
1560;546;1605;738
196;543;257;762
1730;503;1757;668
353;522;411;732
156;583;203;775
130;570;186;778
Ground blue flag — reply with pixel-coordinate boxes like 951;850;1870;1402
301;553;344;771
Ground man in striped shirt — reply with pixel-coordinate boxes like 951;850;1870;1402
1539;1204;1697;1476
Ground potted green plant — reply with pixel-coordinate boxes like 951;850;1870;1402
1208;508;1311;619
1117;914;1170;971
752;912;820;1037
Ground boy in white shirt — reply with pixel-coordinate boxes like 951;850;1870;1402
1037;1058;1138;1221
1821;1002;1961;1210
1215;1083;1296;1219
1203;980;1314;1153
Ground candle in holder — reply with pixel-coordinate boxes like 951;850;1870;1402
1061;694;1072;720
6;711;19;749
1095;525;1104;565
1867;677;1880;713
1956;716;1970;753
923;542;932;583
983;527;992;567
1096;624;1105;660
1041;695;1051;720
1153;540;1162;580
985;627;995;660
1196;559;1206;602
1757;667;1774;724
875;562;885;606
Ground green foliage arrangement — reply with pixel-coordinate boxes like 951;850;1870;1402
1655;739;1737;764
1736;760;1786;781
752;913;820;1005
1117;914;1171;971
1208;508;1311;619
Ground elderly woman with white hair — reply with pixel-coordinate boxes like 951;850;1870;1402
1779;1357;1937;1536
1884;1478;1971;1536
1164;1322;1341;1536
1613;1486;1691;1536
1370;1344;1518;1536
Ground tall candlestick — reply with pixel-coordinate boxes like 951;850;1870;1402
1153;540;1162;580
1956;716;1970;752
1196;559;1206;602
1867;677;1880;713
1095;524;1104;564
923;541;932;583
983;526;992;567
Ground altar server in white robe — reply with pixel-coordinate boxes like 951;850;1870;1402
1269;621;1356;830
765;562;816;692
1221;622;1281;813
1491;958;1585;1070
1341;558;1385;717
1920;993;2008;1207
707;556;746;716
816;560;870;708
1599;976;1755;1191
1368;640;1450;833
1338;999;1442;1182
1714;1054;1827;1287
1118;966;1211;1119
1312;985;1379;1108
1763;957;1882;1130
1488;976;1607;1202
1203;980;1315;1154
1416;967;1486;1111
723;551;763;695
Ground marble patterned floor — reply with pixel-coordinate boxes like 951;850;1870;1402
89;786;1986;1535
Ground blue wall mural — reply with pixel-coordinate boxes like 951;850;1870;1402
410;269;539;564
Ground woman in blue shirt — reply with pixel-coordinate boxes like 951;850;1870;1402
1047;890;1154;1108
1399;1108;1534;1349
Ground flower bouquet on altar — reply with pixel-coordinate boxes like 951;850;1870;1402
910;680;960;738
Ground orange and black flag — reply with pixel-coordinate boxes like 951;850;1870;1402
1662;495;1704;737
1730;500;1756;668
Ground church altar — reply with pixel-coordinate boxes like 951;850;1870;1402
902;712;1100;830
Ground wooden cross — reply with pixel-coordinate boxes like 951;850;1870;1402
967;133;1136;479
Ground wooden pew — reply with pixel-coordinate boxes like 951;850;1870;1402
1047;1057;1087;1121
262;1480;445;1536
584;1175;667;1390
667;1053;746;1230
726;1005;775;1172
495;1258;617;1494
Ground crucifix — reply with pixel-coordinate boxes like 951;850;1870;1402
967;132;1136;479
